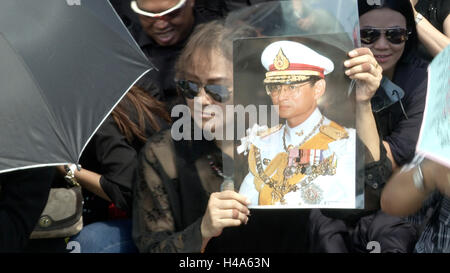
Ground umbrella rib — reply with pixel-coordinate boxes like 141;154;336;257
0;162;69;175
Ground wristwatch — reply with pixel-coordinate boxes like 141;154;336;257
415;12;423;24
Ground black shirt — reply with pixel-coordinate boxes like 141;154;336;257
79;113;168;224
415;0;450;61
373;55;429;166
416;0;450;33
0;168;53;252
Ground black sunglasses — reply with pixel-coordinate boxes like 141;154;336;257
176;80;231;103
360;27;410;44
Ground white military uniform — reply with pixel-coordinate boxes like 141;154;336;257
239;108;356;208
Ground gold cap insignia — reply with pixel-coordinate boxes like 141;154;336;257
273;48;290;70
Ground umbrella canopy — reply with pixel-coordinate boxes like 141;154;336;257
0;0;153;173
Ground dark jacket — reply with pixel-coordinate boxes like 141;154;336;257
0;167;53;252
79;112;168;224
373;55;429;166
312;55;428;252
318;55;429;220
133;129;310;253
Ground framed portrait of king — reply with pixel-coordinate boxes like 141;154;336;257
229;0;364;209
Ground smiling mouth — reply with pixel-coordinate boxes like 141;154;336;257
154;29;175;42
374;54;392;62
196;111;215;119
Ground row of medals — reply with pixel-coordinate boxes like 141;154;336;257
258;146;337;205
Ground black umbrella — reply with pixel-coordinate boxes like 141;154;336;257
0;0;153;173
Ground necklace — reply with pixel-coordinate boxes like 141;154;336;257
207;155;227;178
283;115;325;152
206;155;234;191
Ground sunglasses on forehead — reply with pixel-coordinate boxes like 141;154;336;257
360;27;410;44
176;80;231;103
130;0;186;20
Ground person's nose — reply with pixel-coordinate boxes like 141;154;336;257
373;33;390;50
197;87;214;105
152;18;170;29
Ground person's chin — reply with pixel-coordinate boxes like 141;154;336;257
278;108;292;119
205;119;226;135
203;124;221;138
375;54;400;71
380;61;396;74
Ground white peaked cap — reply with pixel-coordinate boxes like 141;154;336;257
261;40;334;84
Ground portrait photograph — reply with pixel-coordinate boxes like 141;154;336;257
233;34;363;209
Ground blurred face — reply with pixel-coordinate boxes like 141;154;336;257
184;49;233;134
359;8;407;75
269;79;325;127
136;0;195;46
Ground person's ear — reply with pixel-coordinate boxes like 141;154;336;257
313;79;326;100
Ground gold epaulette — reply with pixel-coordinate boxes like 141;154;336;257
319;124;348;140
257;124;283;138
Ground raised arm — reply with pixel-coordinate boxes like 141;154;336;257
411;0;450;57
344;47;383;163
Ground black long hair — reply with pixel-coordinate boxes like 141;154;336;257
358;0;418;60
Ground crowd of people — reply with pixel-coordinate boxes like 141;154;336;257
1;0;449;253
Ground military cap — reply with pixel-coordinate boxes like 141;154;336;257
261;40;334;84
